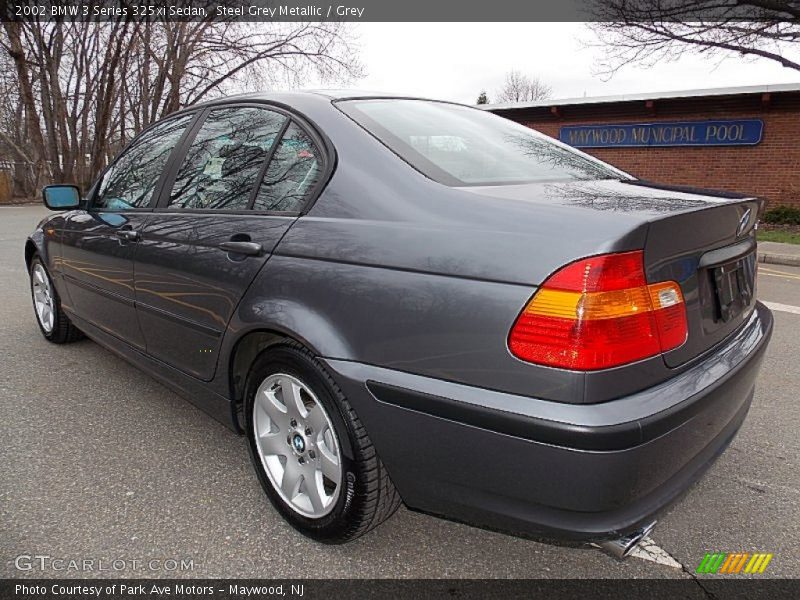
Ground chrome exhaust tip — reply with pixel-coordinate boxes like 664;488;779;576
595;521;656;560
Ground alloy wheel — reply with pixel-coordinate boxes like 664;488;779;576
32;263;55;333
252;373;342;518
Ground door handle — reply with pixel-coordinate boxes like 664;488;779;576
218;241;263;256
116;229;140;242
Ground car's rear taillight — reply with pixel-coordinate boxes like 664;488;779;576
508;250;688;370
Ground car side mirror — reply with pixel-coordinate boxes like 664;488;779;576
42;185;81;210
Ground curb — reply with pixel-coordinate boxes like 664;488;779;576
758;252;800;267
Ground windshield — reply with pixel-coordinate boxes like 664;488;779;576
338;99;625;186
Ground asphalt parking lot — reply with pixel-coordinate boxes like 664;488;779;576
1;205;798;580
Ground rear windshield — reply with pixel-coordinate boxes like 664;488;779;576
337;99;623;186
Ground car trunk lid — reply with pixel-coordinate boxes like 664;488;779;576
458;178;763;371
642;192;762;368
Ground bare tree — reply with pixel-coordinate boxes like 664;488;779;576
589;1;800;78
495;70;553;103
0;19;362;196
0;49;39;195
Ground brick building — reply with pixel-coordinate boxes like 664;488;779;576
487;83;800;208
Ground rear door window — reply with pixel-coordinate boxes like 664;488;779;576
253;123;322;213
168;107;287;210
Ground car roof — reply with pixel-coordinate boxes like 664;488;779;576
190;89;450;108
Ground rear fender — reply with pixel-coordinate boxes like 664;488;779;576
219;292;354;432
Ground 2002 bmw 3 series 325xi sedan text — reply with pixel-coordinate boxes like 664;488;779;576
27;92;772;557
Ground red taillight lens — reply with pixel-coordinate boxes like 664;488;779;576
508;251;688;370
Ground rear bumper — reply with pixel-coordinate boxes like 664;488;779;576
322;302;773;541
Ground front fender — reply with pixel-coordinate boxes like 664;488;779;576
26;213;73;308
25;230;46;270
25;212;69;272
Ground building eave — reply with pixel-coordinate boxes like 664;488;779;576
482;83;800;112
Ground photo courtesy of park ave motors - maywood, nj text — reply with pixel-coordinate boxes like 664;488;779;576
1;0;800;597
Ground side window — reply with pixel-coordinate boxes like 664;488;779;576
94;114;193;210
253;122;322;213
168;107;286;211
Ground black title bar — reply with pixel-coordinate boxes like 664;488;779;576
3;579;800;600
0;0;794;22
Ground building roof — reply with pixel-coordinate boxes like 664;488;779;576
483;82;800;112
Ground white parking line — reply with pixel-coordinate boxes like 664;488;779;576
762;301;800;315
760;267;800;281
629;537;683;569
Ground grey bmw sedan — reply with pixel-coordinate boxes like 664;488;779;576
26;91;772;557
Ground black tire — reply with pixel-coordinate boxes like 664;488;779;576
29;255;84;344
244;342;401;543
